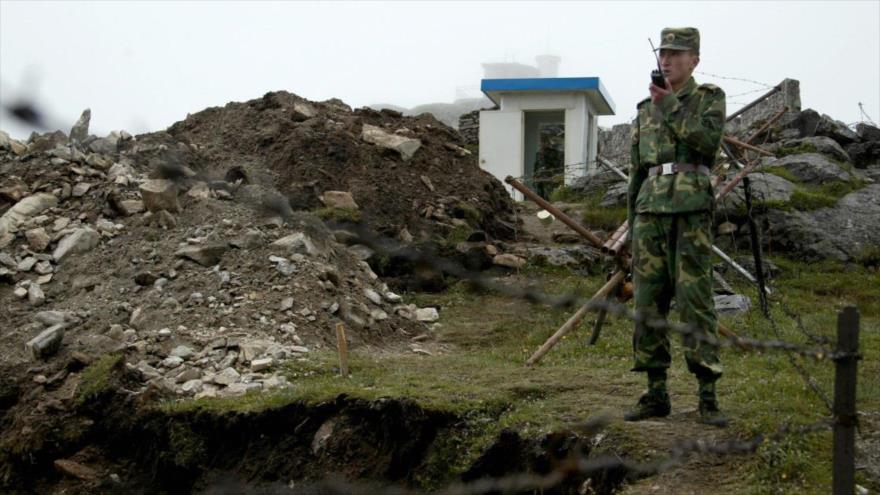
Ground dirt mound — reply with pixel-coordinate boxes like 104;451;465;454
141;90;516;241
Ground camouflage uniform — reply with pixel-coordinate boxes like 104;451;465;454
625;27;727;424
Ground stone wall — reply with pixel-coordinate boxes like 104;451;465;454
458;110;480;145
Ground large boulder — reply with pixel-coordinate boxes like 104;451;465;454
815;114;859;145
856;123;880;142
845;141;880;169
771;153;852;184
53;227;100;261
139;179;180;213
766;184;880;261
718;172;796;215
772;136;850;163
599;181;629;207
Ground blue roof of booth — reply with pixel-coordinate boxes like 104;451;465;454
481;77;615;115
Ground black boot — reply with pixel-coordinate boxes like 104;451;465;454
697;379;728;428
624;370;671;421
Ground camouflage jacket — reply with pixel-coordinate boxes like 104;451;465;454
628;77;726;228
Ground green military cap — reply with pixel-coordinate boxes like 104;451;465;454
656;27;700;54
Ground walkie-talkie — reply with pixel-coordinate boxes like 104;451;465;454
648;38;667;89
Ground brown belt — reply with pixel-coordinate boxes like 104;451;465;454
647;163;711;176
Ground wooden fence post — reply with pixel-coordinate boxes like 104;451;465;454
833;306;859;495
336;323;349;378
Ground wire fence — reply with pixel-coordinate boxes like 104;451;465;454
2;86;869;495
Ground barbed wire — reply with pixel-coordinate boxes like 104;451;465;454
695;71;775;89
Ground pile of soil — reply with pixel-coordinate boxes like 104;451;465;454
144;90;516;241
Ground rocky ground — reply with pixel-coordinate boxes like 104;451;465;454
587;109;880;263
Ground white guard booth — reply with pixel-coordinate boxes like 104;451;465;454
478;77;615;200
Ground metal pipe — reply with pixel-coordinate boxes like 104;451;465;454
597;156;630;180
711;245;771;295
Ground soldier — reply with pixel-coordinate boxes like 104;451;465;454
625;27;728;427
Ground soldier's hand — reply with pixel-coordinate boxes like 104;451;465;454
649;82;672;105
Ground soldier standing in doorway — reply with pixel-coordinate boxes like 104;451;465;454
625;27;728;427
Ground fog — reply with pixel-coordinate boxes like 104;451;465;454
1;1;878;138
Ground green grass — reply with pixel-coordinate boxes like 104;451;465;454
314;206;362;223
160;259;880;493
76;353;124;407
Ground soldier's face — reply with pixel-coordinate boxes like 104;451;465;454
659;49;700;86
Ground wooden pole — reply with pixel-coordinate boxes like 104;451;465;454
723;135;775;157
526;270;626;366
335;323;349;378
832;306;859;495
505;176;605;250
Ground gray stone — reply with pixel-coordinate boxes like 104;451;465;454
139;179;180;213
28;283;46;306
180;379;203;395
161;356;184;369
714;294;751;315
250;357;273;372
856;123;880;142
53;228;100;262
370;309;389;321
88;136;118;154
214;367;241;385
0;193;58;237
17;257;37;272
712;271;734;295
135;361;161;380
25;324;64;359
69;109;91;142
34;310;78;328
816;114;859;145
766;184;880;261
175;243;228;267
772;153;852;184
774;136;850;163
361;124;422;160
719;172;796;214
599;181;629;208
240;340;270;361
220;382;262;396
72;182;92;197
364;288;383;306
170;345;195;360
415;307;439;322
280;297;294;311
525;245;601;268
384;291;402;303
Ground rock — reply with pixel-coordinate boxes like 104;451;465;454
34;310;78;328
0;130;26;154
170;345;195;360
361;124;422;160
25;324;64;359
290;345;309;354
135;361;161;380
525;245;601;268
161;356;184;369
0;193;58;237
72;182;92;197
856;123;880;142
175;368;201;383
175;243;228;266
214;367;241;386
292;102;316;119
414;307;440;322
816;114;859;145
28;283;46;306
18;257;37;272
187;182;212;199
364;288;383;306
54;459;97;481
108;162;136;182
180;379;203;395
775;136;850;163
846;141;880;169
384;291;402;303
251;357;273;372
370;309;389;321
766;185;880;261
221;382;262;396
320;191;359;210
280;297;294;311
271;232;319;257
492;253;526;269
599;181;629;207
772;153;852;184
25;227;51;252
714;294;751;315
240;340;270;361
13;286;28;298
719;172;796;214
88;136;118;154
118;200;145;216
53;227;100;262
34;261;52;275
69;109;91;142
139;179;180;213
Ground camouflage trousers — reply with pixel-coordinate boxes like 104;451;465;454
631;211;722;379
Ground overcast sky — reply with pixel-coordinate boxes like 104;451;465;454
1;1;878;139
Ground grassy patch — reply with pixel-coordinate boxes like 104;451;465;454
76;353;123;407
761;166;801;184
549;185;590;203
160;258;879;493
314;206;362;223
776;142;818;157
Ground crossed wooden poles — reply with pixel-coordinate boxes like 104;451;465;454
508;101;789;367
